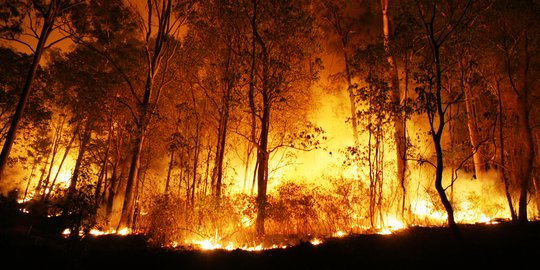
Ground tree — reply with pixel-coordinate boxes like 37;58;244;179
413;0;474;237
381;0;408;217
245;0;320;237
191;0;243;203
117;0;194;230
0;0;81;181
480;0;540;222
319;0;376;162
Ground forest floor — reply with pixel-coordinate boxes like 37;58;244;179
2;216;540;270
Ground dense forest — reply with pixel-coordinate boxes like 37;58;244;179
0;0;539;249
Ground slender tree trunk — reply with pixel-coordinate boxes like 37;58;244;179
44;126;78;202
41;115;67;201
463;77;484;180
64;124;92;216
432;45;459;238
344;51;360;150
516;93;533;223
165;149;175;194
23;158;39;202
191;120;200;207
243;146;253;193
119;0;174;229
496;80;517;220
0;4;56;180
118;130;145;229
381;0;407;211
255;101;270;237
96;119;114;202
214;108;229;202
106;128;123;220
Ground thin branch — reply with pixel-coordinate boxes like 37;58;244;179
70;35;142;105
0;37;35;53
116;97;140;126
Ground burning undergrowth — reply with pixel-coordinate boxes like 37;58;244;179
0;165;513;253
81;173;508;251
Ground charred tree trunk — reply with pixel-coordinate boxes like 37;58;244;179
249;0;271;237
416;0;472;239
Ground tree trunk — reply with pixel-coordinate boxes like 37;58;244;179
0;3;56;180
191;120;200;207
165;149;174;194
96;118;114;202
106;128;124;221
118;0;174;229
118;130;144;229
41;115;67;201
516;93;533;223
44;125;78;202
255;102;270;237
214;106;229;202
381;0;407;215
463;81;484;180
344;50;360;150
432;45;459;238
64;123;92;216
494;79;517;220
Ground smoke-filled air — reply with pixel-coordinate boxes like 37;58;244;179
0;0;539;251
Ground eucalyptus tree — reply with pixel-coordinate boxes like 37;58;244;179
45;44;128;219
380;0;408;216
188;0;245;203
243;0;320;237
412;0;474;237
116;0;196;230
0;0;82;182
0;47;52;195
478;0;540;222
318;0;372;152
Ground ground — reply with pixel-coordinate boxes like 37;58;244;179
1;218;539;269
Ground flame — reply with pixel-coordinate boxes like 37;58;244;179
333;230;346;238
187;238;267;251
310;238;322;245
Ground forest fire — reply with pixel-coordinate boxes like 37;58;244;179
0;1;539;267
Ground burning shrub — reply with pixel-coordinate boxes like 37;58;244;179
266;181;319;237
316;177;368;233
62;183;98;239
141;192;258;248
145;193;184;247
